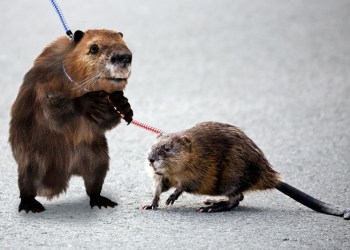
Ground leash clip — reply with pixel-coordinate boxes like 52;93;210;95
66;30;73;40
50;0;73;39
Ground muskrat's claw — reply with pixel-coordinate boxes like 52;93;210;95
165;189;183;206
142;205;158;210
166;194;178;205
344;208;350;220
203;199;227;206
197;200;240;213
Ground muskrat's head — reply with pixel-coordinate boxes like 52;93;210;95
147;133;192;176
64;29;132;93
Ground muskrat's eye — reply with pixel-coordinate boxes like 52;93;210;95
164;146;171;153
89;44;99;54
118;32;123;38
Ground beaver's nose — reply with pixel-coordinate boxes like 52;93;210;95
149;157;155;164
110;53;132;67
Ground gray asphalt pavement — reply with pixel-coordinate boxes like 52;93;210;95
1;0;349;249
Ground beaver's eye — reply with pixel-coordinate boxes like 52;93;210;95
164;146;171;153
118;32;123;38
89;44;99;54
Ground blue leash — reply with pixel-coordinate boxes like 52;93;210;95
50;0;73;39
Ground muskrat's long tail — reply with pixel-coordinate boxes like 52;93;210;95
275;181;350;220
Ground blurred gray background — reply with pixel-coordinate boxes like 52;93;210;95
0;0;349;249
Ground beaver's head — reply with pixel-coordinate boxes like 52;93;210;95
64;29;132;93
147;133;192;176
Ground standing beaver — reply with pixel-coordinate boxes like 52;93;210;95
9;29;133;213
144;122;350;219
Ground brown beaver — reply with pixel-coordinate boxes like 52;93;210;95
143;122;350;219
9;29;133;213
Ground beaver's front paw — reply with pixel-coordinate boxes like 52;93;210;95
109;91;133;124
74;90;116;124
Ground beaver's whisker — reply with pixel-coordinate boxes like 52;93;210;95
72;68;109;91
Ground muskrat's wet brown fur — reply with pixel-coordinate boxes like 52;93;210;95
144;122;350;219
9;29;133;213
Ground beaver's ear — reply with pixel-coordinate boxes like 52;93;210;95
73;30;85;43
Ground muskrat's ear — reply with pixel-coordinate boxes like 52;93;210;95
180;136;192;150
156;133;163;139
157;132;169;139
73;30;85;43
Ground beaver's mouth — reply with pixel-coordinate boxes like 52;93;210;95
106;77;127;83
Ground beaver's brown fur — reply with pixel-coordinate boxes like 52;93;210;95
144;122;350;219
9;29;133;213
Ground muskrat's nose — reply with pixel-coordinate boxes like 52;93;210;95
110;53;132;67
149;157;155;164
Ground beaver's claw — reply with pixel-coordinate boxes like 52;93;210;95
109;91;133;124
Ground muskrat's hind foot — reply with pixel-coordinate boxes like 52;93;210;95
203;199;227;206
19;197;45;213
89;195;118;209
197;200;240;213
203;194;244;206
198;194;243;213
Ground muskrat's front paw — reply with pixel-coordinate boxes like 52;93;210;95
89;195;118;209
19;197;46;213
109;91;133;124
166;194;178;205
142;204;158;210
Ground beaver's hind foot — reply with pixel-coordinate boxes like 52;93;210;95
19;197;46;213
89;195;118;209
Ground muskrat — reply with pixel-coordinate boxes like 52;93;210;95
9;29;133;213
143;122;350;219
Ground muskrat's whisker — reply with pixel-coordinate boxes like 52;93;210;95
121;150;148;159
